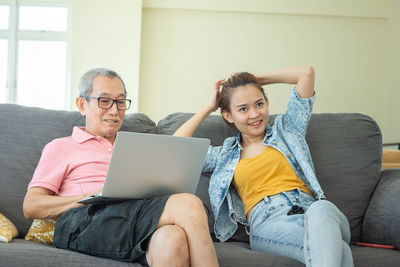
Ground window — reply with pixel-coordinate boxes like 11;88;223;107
0;39;7;103
0;5;9;29
0;1;70;110
19;6;68;31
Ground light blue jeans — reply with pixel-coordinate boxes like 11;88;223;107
247;189;353;267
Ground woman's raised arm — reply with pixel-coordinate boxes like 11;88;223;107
173;79;224;137
255;66;315;98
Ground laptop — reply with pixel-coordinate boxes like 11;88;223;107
77;131;210;204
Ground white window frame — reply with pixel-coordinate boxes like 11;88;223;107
0;0;71;109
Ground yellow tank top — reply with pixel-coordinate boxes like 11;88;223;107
233;146;313;216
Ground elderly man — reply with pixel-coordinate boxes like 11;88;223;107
23;68;219;267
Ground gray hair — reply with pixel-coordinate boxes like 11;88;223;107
78;68;127;98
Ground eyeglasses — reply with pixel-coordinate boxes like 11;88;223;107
85;96;132;110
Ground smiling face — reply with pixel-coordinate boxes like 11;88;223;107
76;75;126;144
222;84;269;143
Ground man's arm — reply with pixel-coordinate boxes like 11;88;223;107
256;66;315;98
23;187;98;219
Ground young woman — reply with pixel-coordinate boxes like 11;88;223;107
174;66;353;267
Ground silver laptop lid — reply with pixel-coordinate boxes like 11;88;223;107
101;131;210;199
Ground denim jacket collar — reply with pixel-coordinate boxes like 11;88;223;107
229;134;242;150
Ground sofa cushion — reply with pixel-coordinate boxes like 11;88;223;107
0;104;157;236
0;239;141;267
361;168;400;249
158;112;382;243
213;241;303;266
214;242;400;267
351;245;400;267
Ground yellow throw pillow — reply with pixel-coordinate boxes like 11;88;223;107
0;213;19;243
25;218;57;245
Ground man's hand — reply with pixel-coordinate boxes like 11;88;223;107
87;187;103;197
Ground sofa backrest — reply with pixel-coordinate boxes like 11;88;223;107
157;112;383;243
0;104;157;236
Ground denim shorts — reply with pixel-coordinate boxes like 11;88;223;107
247;189;316;263
54;196;170;266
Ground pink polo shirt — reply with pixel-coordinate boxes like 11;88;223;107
28;127;113;196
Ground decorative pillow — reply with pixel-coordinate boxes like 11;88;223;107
0;213;19;243
25;218;57;245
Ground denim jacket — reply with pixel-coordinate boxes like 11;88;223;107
202;88;326;242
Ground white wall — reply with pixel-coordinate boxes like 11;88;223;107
66;0;399;144
70;0;142;112
384;0;400;144
139;0;399;143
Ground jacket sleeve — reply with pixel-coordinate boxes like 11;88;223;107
202;145;223;173
282;87;316;137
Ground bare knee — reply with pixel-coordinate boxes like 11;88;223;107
147;225;189;267
171;193;203;208
169;193;208;222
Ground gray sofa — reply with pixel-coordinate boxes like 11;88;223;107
0;103;399;267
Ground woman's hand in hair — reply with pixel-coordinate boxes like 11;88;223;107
207;78;225;112
173;78;223;137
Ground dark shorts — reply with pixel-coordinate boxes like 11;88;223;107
54;195;170;266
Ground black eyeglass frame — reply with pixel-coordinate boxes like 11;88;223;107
85;96;132;110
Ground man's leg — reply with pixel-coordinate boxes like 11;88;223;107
146;193;219;267
146;225;189;267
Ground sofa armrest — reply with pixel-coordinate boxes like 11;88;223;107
362;168;400;250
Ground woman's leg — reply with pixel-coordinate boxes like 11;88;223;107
304;200;354;267
248;194;308;264
341;241;353;267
